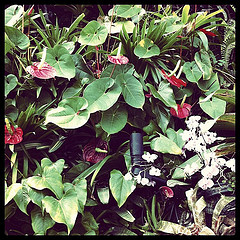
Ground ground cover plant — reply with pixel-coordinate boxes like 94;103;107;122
5;4;235;235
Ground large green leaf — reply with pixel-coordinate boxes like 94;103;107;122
134;38;160;58
5;26;30;50
150;134;182;155
5;74;18;97
111;5;142;18
194;50;212;80
109;169;136;208
100;103;128;135
27;159;65;199
81;211;99;233
182;61;202;83
78;20;108;46
5;5;23;26
197;72;220;94
166;128;185;149
116;73;145;108
199;96;226;118
101;63;134;79
213;89;235;105
42;188;78;235
64;179;87;215
146;81;177;110
83;77;121;113
46;45;75;79
45;96;90;129
31;206;55;235
5;183;22;205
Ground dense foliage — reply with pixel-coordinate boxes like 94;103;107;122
5;4;235;235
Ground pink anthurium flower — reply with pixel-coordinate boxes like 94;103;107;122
26;62;57;79
26;48;56;79
108;42;129;65
170;103;192;119
199;28;217;37
5;119;23;145
160;186;174;198
83;138;108;164
161;69;186;88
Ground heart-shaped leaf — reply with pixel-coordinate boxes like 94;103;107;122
116;73;145;108
194;50;212;80
31;205;55;235
109;169;136;208
146;81;177;110
5;5;24;26
183;61;202;83
27;159;65;199
5;74;18;97
46;45;75;79
110;5;142;18
78;20;108;46
45;96;90;129
101;103;128;135
42;188;78;235
134;38;160;58
83;77;121;113
150;134;182;155
5;183;22;205
199;96;226;118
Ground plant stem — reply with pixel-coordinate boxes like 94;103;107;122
106;5;115;54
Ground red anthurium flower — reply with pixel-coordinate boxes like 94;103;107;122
170;103;192;119
83;138;108;164
108;55;129;65
26;62;57;79
161;69;186;88
160;186;174;198
199;29;217;37
5;125;23;144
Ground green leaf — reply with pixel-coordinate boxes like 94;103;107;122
115;207;135;222
197;72;220;94
199;96;226;118
42;188;78;235
109;169;136;208
213;89;235;105
104;21;135;34
5;5;23;26
150;134;182;155
166;128;185;149
27;159;65;199
31;205;55;235
81;211;99;233
78;20;108;46
182;61;202;83
194;50;212;80
45;96;90;129
5;183;22;205
46;45;75;79
197;31;209;51
5;74;18;97
146;81;177;110
83;77;121;113
100;103;128;135
116;73;145;108
112;5;142;18
97;187;110;204
5;26;30;50
101;63;134;79
64;179;87;215
181;5;190;24
157;220;191;235
134;38;160;58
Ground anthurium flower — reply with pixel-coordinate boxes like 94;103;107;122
26;62;57;79
83;138;108;164
160;186;174;198
170;103;192;119
5;125;23;144
108;42;129;65
161;69;186;88
199;28;217;37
